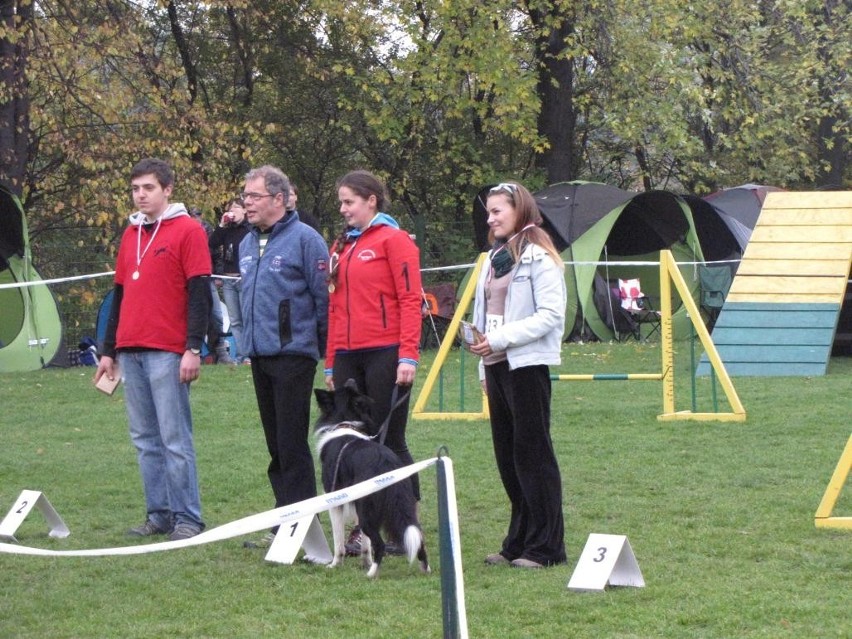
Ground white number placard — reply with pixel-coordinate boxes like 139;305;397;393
567;533;644;592
0;490;70;543
263;514;332;565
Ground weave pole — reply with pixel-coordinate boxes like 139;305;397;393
435;450;469;639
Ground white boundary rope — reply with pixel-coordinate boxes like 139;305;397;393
0;271;115;290
0;457;437;557
2;258;743;290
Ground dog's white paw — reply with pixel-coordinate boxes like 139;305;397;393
366;563;379;579
302;554;331;565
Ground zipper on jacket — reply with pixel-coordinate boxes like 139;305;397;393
343;239;355;348
402;262;410;291
248;235;261;355
380;294;387;328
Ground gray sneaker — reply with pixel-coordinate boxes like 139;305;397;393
243;531;276;548
127;519;170;537
168;523;203;541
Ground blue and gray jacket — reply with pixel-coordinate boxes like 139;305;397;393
238;212;329;360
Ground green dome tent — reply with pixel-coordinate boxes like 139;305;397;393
0;184;63;372
566;188;705;341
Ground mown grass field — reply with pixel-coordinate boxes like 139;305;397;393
1;341;850;638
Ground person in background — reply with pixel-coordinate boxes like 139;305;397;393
238;165;329;549
469;181;567;569
285;182;321;233
209;198;251;364
190;207;234;364
94;158;210;541
324;169;422;555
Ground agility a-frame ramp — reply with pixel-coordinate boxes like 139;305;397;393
697;191;852;377
412;250;745;422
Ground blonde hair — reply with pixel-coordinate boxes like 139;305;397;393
486;182;564;269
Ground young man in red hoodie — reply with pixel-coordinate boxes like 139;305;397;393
95;158;211;541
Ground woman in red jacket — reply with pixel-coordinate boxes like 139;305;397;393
325;170;422;551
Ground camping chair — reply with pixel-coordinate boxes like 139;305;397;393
617;278;662;341
698;265;733;331
420;283;456;349
603;277;640;341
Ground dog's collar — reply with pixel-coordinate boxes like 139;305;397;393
315;423;372;458
334;420;366;431
319;420;368;433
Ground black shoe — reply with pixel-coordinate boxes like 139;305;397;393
243;531;276;548
127;519;170;537
168;523;203;541
384;540;405;556
344;526;362;556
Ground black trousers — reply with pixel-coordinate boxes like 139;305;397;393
484;361;566;565
332;346;420;501
250;354;318;508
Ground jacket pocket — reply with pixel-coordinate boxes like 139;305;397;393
278;299;292;347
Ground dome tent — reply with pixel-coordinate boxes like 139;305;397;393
704;183;784;231
565;188;706;341
0;184;63;372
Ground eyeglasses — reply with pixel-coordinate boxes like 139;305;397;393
489;182;518;195
240;192;276;202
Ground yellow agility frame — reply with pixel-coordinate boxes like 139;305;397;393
657;251;745;421
814;434;852;529
412;250;746;422
412;253;489;420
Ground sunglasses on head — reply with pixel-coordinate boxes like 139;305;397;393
489;182;518;195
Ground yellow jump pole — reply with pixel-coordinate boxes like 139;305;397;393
552;374;663;381
659;249;675;416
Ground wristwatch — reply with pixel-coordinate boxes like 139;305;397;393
188;348;201;356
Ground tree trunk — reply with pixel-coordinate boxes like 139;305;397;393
528;5;579;184
0;0;32;196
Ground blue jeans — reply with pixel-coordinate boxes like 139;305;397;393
221;278;245;361
119;350;204;530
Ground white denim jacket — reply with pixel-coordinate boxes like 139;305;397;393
472;242;566;377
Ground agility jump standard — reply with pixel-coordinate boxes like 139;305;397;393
814;434;852;530
413;250;746;422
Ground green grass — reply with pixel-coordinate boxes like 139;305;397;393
1;343;850;639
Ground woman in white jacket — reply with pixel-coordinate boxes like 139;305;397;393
470;181;567;569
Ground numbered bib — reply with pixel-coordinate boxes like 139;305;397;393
484;313;504;335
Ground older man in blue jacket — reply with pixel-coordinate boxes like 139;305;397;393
238;165;329;548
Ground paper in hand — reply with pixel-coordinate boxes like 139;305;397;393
458;321;483;350
95;374;121;395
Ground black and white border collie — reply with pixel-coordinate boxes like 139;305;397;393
314;379;429;578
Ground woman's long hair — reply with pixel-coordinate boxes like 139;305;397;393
486;182;564;270
336;169;389;211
